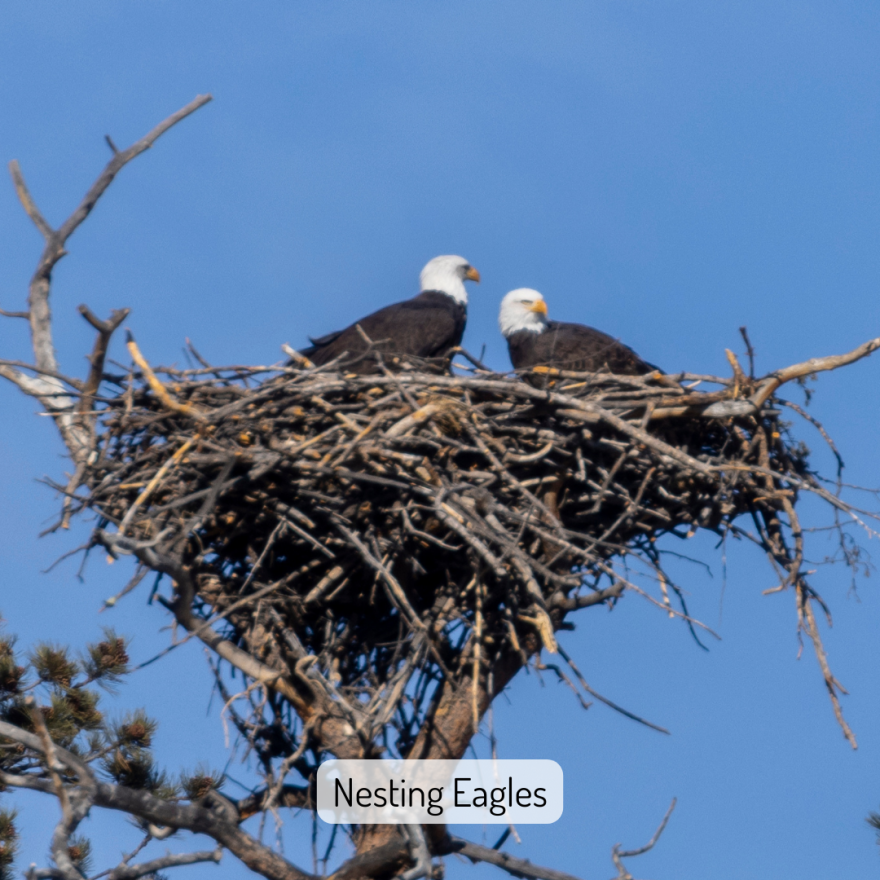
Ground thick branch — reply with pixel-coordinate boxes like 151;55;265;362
327;840;412;880
0;358;84;388
98;784;312;880
0;363;76;404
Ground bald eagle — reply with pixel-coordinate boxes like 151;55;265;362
499;288;660;376
300;255;480;373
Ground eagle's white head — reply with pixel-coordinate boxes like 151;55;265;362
499;288;549;338
419;255;480;305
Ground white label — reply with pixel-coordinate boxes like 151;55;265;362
317;759;563;824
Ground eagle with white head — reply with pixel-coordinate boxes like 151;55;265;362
498;288;659;376
301;255;480;372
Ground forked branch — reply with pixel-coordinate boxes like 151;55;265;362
3;94;212;463
751;336;880;409
610;798;677;880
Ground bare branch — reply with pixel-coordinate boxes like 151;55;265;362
0;358;83;388
800;589;857;749
550;582;623;611
77;305;130;415
95;531;312;715
4;94;212;464
610;798;676;880
448;836;584;880
107;848;222;880
554;645;670;735
752;336;880;409
739;325;756;378
0;769;54;795
0;363;72;401
96;782;315;880
56;94;213;246
9;159;54;239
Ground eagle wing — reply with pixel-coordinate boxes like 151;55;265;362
510;321;659;375
301;292;466;372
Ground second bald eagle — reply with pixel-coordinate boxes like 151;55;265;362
499;288;660;376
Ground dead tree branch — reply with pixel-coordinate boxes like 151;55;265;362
750;336;880;409
4;94;212;463
610;798;676;880
448;836;584;880
106;849;223;880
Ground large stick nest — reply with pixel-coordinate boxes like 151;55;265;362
63;347;873;751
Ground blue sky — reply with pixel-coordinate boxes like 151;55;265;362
3;2;880;877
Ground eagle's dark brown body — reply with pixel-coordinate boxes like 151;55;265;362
506;321;659;375
301;291;466;373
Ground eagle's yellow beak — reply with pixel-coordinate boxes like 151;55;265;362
530;300;548;316
465;266;481;283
